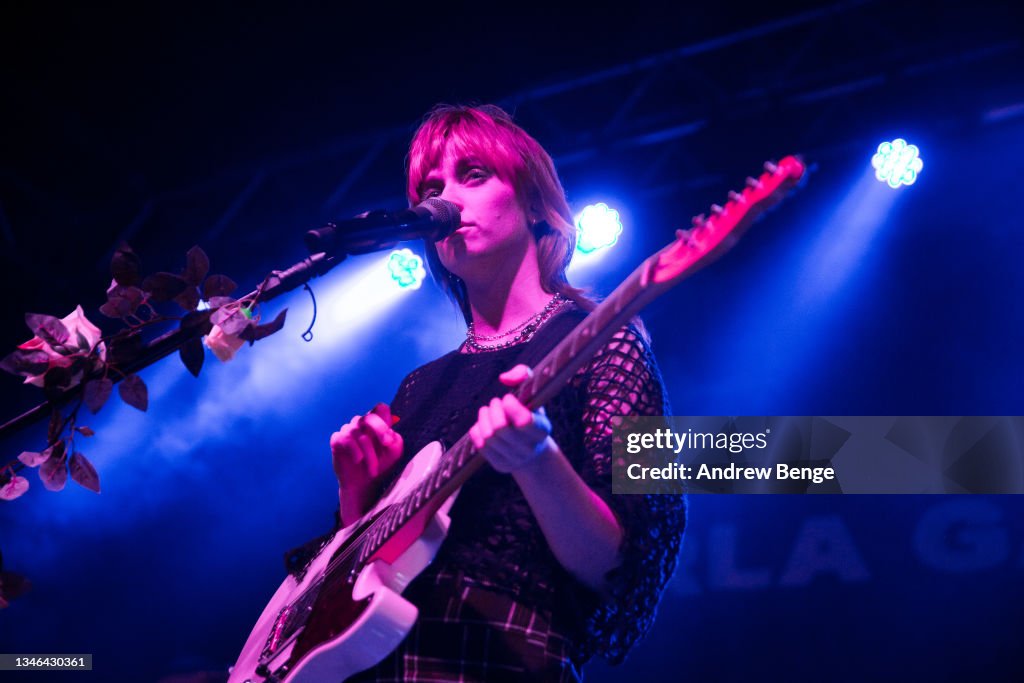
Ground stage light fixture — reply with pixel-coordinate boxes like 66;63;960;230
575;203;623;254
871;138;923;188
387;248;426;290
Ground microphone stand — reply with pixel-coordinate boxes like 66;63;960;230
0;251;342;442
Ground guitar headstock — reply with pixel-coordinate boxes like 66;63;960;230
647;155;806;286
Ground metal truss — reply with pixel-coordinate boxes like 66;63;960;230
2;0;1021;311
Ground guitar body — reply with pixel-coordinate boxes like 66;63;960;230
229;441;456;683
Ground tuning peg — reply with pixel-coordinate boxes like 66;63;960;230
676;228;698;247
763;160;779;174
728;190;745;203
691;213;706;227
710;204;724;215
746;176;762;188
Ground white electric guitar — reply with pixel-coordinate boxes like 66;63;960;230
228;157;806;682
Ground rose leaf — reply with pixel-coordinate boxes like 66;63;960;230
111;243;143;287
18;451;47;467
240;309;288;342
179;338;205;377
40;456;68;492
173;286;201;312
99;301;126;319
119;374;149;412
0;476;29;501
103;284;145;318
0;349;50;377
69;452;101;493
25;313;70;346
203;274;238;299
141;272;189;303
183;246;210;286
75;329;91;352
84;378;114;413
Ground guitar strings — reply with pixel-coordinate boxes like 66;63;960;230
316;436;476;586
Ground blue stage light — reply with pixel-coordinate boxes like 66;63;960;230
387;248;426;290
575;203;623;254
871;138;923;188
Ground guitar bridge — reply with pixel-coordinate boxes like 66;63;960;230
263;605;295;658
261;577;322;661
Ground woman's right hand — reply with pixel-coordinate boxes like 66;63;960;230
330;403;403;525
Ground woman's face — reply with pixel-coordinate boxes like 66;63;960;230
421;147;533;280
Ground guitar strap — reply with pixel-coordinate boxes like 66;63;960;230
506;304;587;378
450;304;587;444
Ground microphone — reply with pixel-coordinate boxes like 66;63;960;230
305;198;461;256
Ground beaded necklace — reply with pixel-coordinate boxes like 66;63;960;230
463;294;568;352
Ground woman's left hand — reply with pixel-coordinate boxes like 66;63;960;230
469;364;556;473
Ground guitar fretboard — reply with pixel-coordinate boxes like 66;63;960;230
354;155;806;565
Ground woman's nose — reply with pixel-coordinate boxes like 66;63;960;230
438;185;464;212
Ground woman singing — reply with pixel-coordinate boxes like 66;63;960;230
327;104;685;682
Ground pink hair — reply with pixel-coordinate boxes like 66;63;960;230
406;104;594;323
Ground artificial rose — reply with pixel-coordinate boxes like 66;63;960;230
204;324;245;362
17;306;106;387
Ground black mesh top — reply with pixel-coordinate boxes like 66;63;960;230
389;305;686;665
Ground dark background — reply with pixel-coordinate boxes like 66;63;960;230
1;2;1022;681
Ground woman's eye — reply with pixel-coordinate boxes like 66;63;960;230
466;167;489;181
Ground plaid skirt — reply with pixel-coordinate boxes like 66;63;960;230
345;570;583;683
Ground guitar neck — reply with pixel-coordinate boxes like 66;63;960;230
519;266;663;410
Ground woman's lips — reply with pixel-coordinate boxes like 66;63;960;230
438;224;472;245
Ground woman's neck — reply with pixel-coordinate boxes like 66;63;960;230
464;256;553;337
